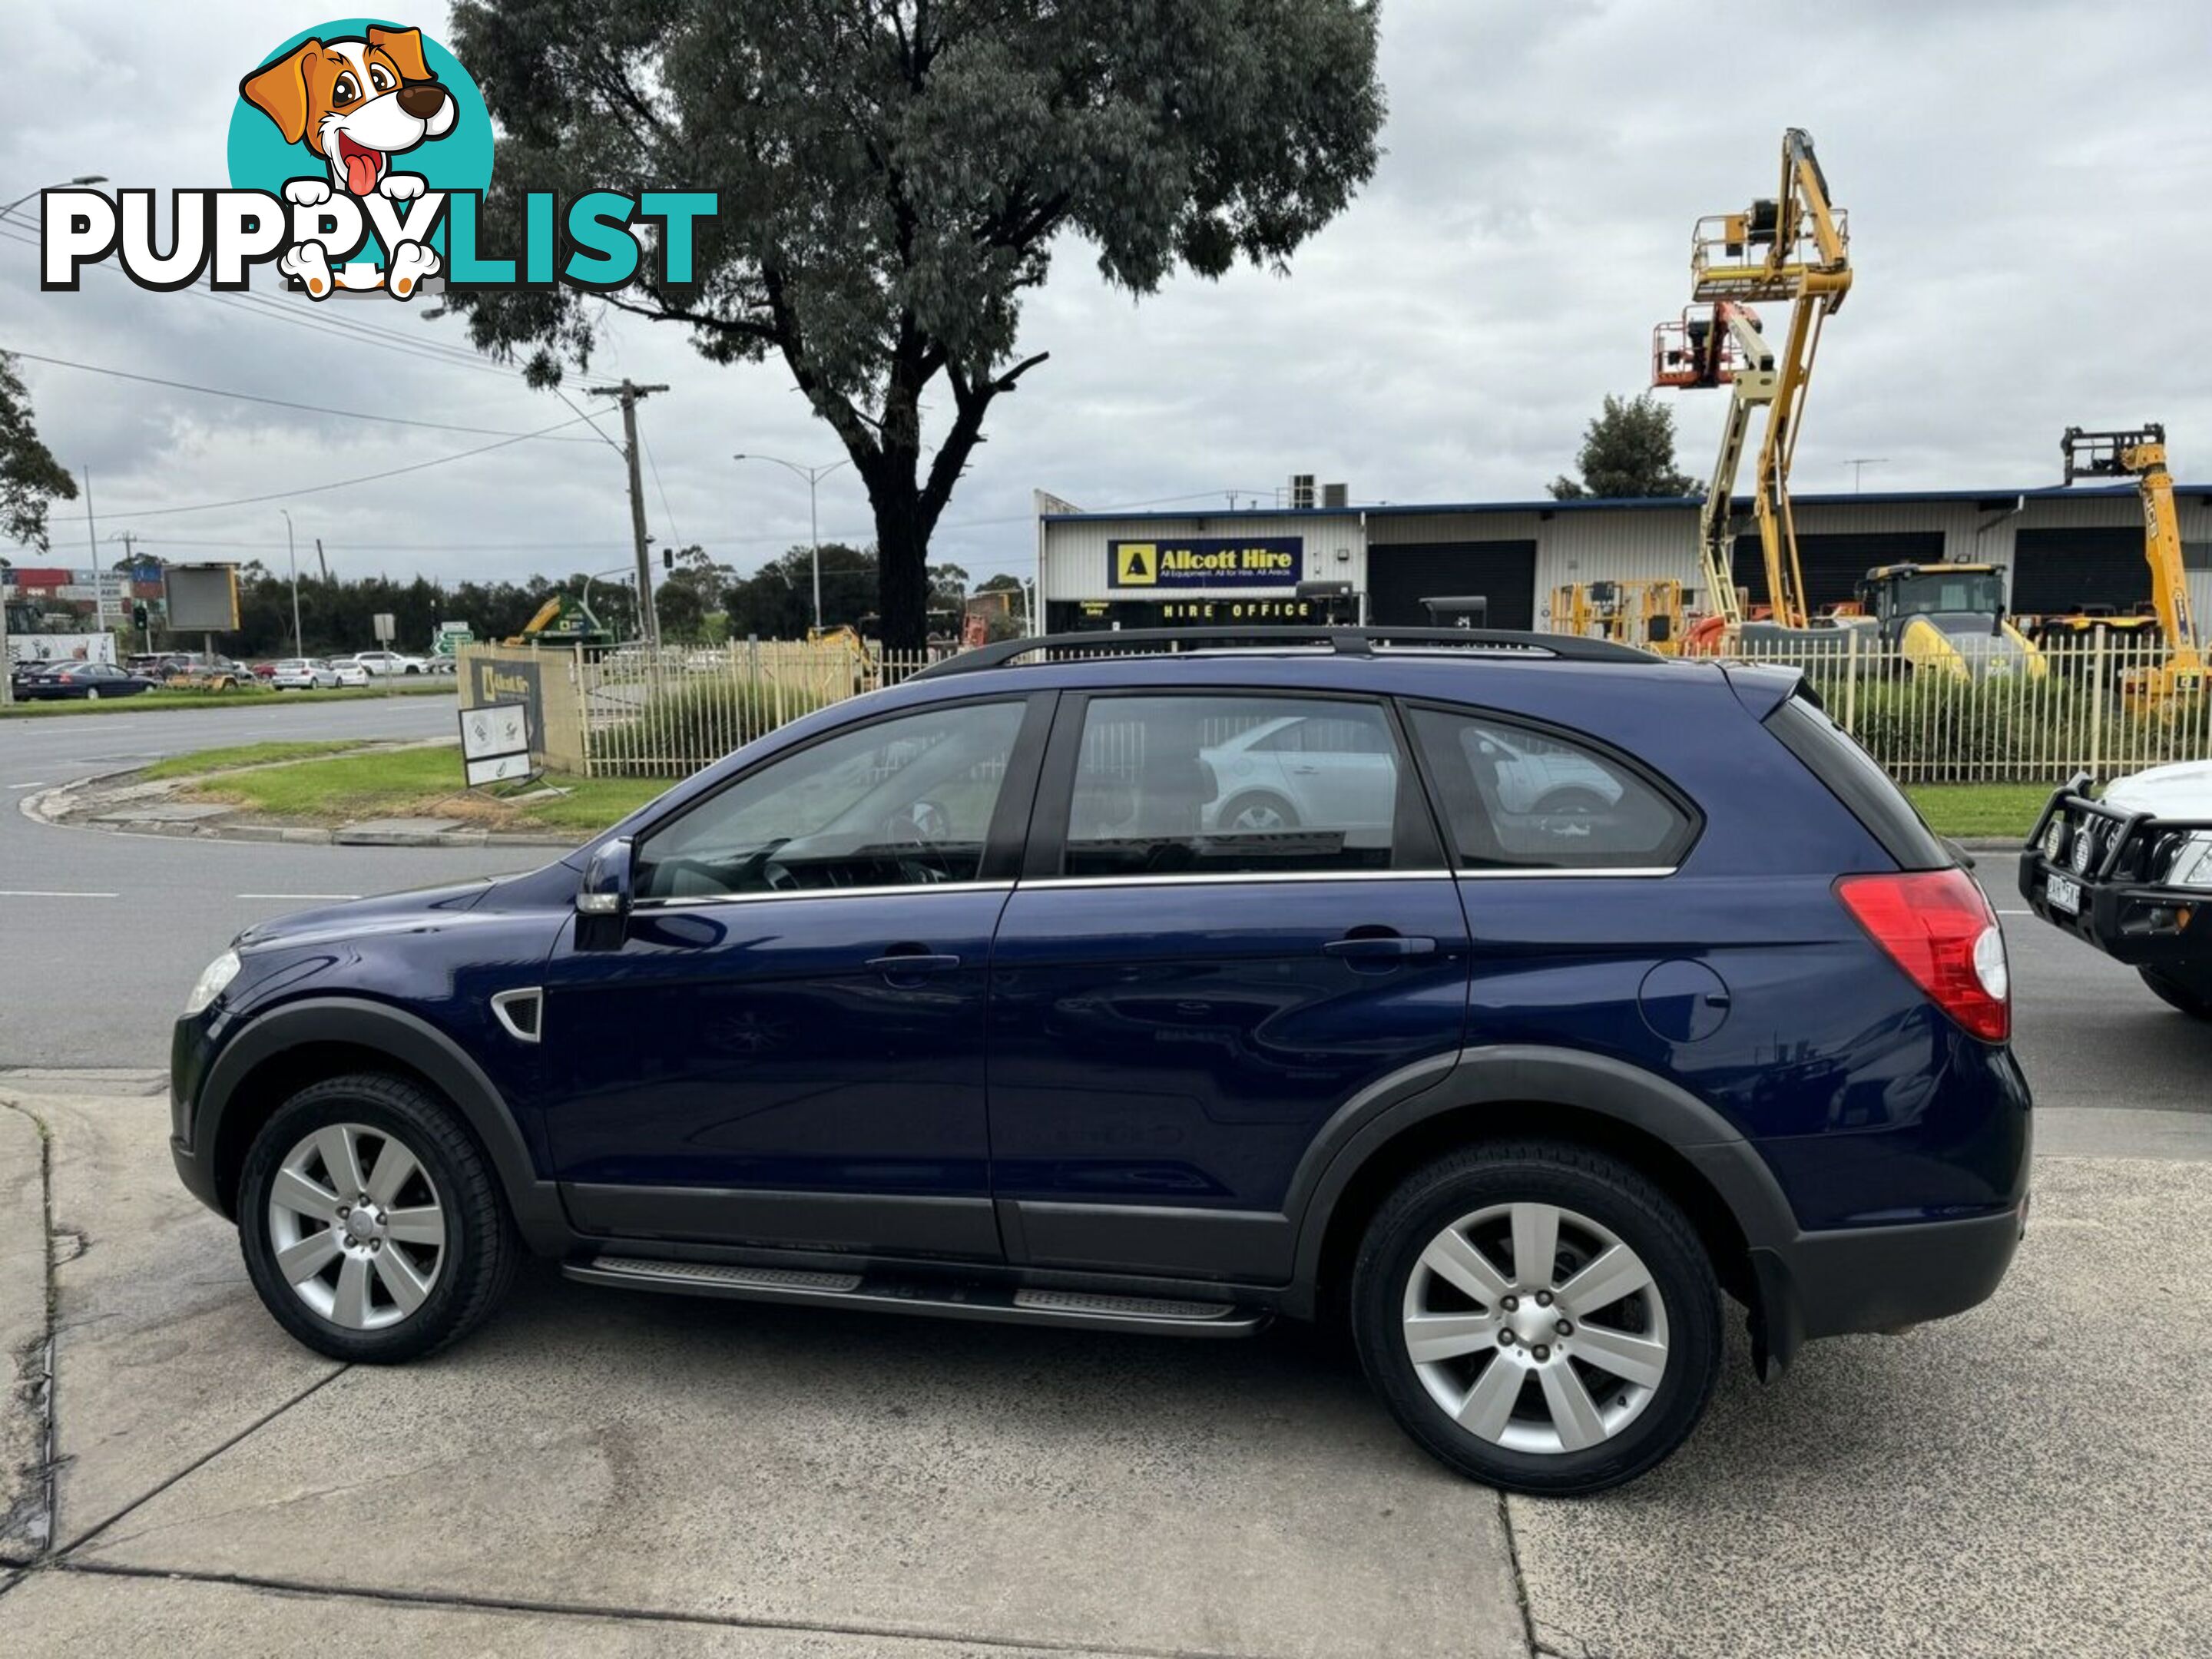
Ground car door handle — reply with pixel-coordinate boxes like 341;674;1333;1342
865;950;963;975
1323;934;1438;960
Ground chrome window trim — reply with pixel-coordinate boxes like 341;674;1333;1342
1013;866;1676;891
630;879;1015;912
1021;870;1448;890
1455;866;1678;880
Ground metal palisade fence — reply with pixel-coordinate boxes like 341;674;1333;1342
1724;631;2212;783
578;640;937;777
540;631;2206;786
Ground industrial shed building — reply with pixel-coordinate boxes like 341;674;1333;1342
1033;484;2212;635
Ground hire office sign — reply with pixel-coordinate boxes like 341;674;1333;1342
1110;538;1303;591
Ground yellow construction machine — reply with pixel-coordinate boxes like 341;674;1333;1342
2060;424;2207;707
1852;563;2045;683
1652;128;1852;653
1550;580;1686;653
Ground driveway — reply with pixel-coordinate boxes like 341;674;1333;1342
4;1075;2210;1657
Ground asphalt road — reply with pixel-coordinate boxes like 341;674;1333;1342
0;694;544;1068
5;697;2209;1120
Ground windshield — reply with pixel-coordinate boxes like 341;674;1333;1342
1888;571;2005;620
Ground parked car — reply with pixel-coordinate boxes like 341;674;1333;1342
166;657;262;692
330;660;371;688
17;661;157;700
2022;760;2212;1018
169;626;2028;1495
343;650;429;677
249;661;279;680
1199;713;1624;835
11;658;75;694
269;658;341;690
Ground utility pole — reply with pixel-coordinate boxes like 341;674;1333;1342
82;467;101;628
314;538;330;582
280;509;303;657
586;379;669;649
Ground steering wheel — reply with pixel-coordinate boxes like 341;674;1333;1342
732;838;801;893
885;800;954;883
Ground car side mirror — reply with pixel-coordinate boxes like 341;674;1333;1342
576;838;634;949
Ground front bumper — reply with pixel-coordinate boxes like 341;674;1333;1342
2018;777;2210;967
169;1013;227;1218
1752;1202;2026;1373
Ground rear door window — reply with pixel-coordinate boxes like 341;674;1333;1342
1053;694;1431;876
1407;706;1698;870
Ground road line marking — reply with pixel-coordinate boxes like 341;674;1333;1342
237;893;359;900
7;781;51;790
1995;909;2032;916
0;890;119;899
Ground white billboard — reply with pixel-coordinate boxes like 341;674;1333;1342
6;632;118;668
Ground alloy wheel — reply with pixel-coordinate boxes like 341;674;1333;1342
266;1121;448;1330
1230;800;1291;831
1401;1200;1670;1454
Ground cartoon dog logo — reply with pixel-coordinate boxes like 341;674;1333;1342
238;25;454;300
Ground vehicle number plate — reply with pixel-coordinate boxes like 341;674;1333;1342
2047;873;2081;915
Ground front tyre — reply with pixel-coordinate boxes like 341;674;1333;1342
238;1073;518;1363
1351;1141;1721;1495
2140;967;2212;1022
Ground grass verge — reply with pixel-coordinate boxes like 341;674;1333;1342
0;681;454;718
138;740;375;780
1903;782;2060;841
180;744;667;833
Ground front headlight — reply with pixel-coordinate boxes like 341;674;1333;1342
184;949;240;1017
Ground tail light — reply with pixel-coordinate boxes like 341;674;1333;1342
1836;869;2010;1041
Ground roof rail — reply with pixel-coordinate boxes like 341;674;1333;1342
907;625;1654;681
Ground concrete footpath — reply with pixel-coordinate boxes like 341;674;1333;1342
2;1078;2207;1658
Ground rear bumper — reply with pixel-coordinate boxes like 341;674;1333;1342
1752;1201;2026;1370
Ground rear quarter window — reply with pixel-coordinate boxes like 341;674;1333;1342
1406;705;1700;871
1763;688;1950;870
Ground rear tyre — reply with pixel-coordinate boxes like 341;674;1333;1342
2140;968;2212;1022
1351;1140;1722;1495
1219;791;1300;833
84;687;101;702
237;1072;518;1363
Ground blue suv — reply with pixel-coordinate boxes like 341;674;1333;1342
169;628;2029;1493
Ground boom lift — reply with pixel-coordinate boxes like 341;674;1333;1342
2061;424;2207;705
1652;129;1852;651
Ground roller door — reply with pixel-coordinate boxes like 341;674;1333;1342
2010;527;2149;615
1368;541;1536;630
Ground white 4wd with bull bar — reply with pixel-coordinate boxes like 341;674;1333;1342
2022;760;2212;1018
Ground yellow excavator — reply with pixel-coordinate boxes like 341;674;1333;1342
2060;424;2207;707
1652;128;1851;653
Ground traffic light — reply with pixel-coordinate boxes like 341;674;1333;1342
132;602;149;629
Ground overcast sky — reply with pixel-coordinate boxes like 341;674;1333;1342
5;0;2209;594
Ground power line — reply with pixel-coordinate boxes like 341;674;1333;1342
1;217;538;383
95;414;595;521
641;427;685;548
1;347;604;443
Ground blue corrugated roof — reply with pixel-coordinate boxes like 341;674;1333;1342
1039;481;2212;525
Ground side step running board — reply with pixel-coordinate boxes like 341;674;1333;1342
564;1255;1267;1338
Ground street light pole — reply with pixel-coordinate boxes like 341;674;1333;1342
0;174;108;219
733;453;851;634
280;509;303;657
